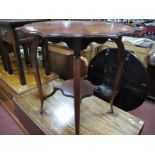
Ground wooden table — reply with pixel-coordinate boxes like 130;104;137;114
14;81;144;135
17;20;137;134
0;19;48;85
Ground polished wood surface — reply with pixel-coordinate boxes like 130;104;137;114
54;79;95;98
17;20;137;134
19;21;136;38
0;59;144;135
14;80;144;135
0;58;59;134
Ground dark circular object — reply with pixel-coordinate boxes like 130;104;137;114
87;48;149;111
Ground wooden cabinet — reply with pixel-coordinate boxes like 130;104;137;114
48;44;74;79
48;43;89;79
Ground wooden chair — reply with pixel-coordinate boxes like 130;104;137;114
0;31;34;73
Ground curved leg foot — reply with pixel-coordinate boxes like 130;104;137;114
110;98;114;113
40;100;44;114
44;87;58;99
39;87;59;114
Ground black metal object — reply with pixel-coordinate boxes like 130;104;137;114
87;48;149;111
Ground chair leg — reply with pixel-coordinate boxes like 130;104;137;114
0;39;8;71
1;41;13;74
42;39;51;75
22;44;31;66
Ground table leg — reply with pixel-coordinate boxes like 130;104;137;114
73;39;81;135
12;30;26;85
29;37;44;114
42;38;51;76
22;44;31;66
0;40;13;74
110;38;125;113
73;57;81;135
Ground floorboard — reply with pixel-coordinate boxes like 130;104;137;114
14;80;144;135
0;58;144;135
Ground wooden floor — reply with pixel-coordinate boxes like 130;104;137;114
0;58;144;135
14;79;143;135
0;57;59;94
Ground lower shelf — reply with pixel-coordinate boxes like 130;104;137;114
14;80;144;135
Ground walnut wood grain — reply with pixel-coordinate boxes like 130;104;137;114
17;20;137;135
18;21;136;38
53;79;95;98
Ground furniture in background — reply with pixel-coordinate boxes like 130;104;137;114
0;19;48;85
87;48;148;111
102;38;151;66
48;43;74;79
18;20;136;134
133;25;155;100
48;42;92;79
102;37;155;101
134;25;155;40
